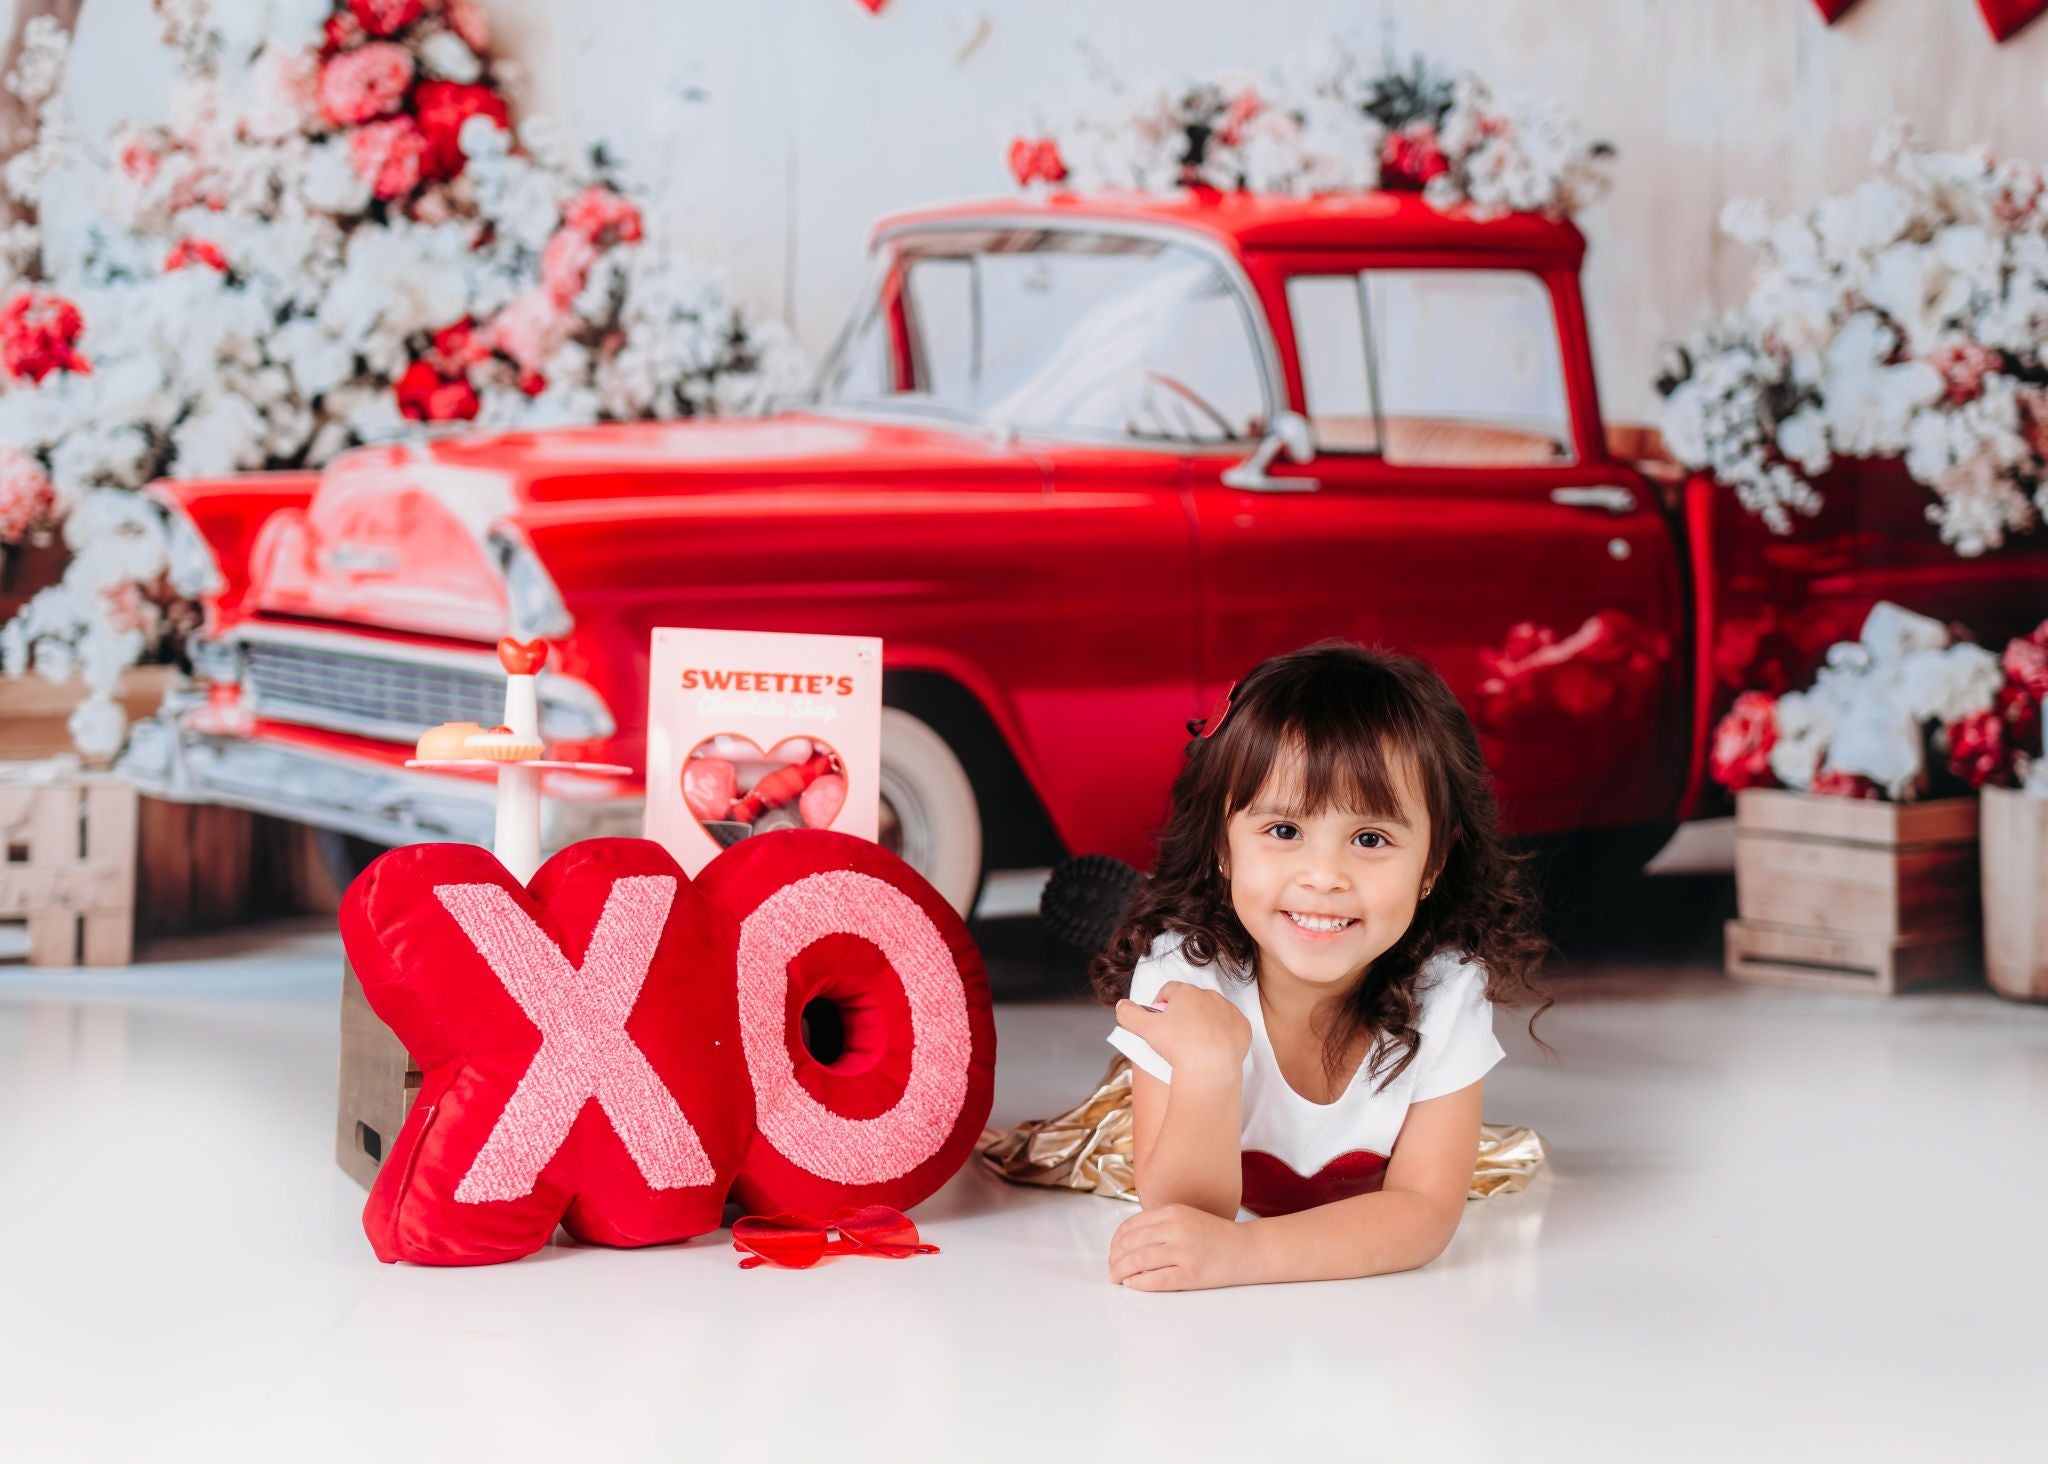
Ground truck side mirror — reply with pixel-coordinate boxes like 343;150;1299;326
1222;411;1318;492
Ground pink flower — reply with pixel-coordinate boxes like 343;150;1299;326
414;79;510;181
347;0;424;38
318;41;414;127
1810;769;1884;800
487;289;569;374
541;227;599;307
563;185;643;246
2005;634;2048;703
163;237;228;273
118;140;160;185
1381;122;1450;189
347;116;428;199
1006;137;1069;187
444;0;492;53
1926;340;2002;406
0;445;55;545
1216;89;1264;147
394;359;480;422
1710;690;1780;791
0;290;91;382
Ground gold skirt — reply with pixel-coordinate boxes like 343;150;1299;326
977;1056;1546;1203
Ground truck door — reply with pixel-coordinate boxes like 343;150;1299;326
1186;257;1688;838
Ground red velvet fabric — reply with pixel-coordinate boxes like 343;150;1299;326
342;831;995;1265
695;830;997;1218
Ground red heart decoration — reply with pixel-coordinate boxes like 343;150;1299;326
1811;0;1859;19
1239;1148;1390;1218
497;635;548;674
1979;0;2047;41
683;733;846;844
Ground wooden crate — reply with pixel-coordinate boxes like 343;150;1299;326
1727;789;1981;994
0;773;138;965
1982;787;2048;1003
336;960;420;1190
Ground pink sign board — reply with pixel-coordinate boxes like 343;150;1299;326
643;627;883;876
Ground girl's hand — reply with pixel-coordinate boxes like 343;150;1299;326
1115;981;1250;1081
1108;1203;1258;1291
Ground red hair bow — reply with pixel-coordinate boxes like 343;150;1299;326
1192;682;1236;742
731;1205;940;1270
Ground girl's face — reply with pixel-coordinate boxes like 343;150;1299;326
1221;751;1434;993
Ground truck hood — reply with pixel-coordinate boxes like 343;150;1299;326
247;411;1042;640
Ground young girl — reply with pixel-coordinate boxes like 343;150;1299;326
1097;640;1550;1291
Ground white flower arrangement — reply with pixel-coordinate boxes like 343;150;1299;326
0;1;806;758
1009;52;1613;222
1660;123;2048;558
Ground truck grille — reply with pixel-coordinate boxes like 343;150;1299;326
242;639;504;743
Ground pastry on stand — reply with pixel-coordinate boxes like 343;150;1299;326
407;636;630;883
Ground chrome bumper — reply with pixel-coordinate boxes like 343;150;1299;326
118;700;644;853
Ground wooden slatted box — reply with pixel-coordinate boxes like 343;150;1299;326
1725;789;1980;995
0;773;138;966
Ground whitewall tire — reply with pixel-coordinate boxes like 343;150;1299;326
877;705;983;917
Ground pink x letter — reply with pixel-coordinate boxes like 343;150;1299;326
433;875;714;1203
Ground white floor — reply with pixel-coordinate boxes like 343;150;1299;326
1;917;2043;1463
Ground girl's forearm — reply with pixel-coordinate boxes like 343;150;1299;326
1241;1187;1462;1283
1136;1061;1244;1219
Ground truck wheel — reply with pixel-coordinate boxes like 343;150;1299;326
878;706;983;917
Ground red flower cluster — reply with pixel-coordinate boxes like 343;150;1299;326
1709;690;1779;791
1381;122;1450;189
563;185;644;246
1809;769;1882;800
1943;623;2048;789
1476;611;1667;730
0;290;91;382
163;238;228;273
414;80;509;181
348;0;425;38
394;359;480;422
1007;137;1068;188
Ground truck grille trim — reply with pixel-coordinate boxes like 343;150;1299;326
242;640;505;743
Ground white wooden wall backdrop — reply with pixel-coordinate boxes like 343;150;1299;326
32;0;2048;424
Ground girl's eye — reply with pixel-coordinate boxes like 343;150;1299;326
1354;831;1386;849
1265;823;1300;841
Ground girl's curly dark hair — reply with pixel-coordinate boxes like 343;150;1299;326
1090;640;1552;1092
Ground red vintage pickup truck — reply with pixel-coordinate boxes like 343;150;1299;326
126;190;2048;914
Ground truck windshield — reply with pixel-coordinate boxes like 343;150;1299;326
812;227;1268;444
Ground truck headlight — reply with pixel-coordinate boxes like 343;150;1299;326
487;526;573;640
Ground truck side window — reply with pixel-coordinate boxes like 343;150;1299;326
1286;268;1573;466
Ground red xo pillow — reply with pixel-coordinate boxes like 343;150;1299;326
342;830;995;1266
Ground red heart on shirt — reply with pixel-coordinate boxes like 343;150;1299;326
1239;1148;1389;1217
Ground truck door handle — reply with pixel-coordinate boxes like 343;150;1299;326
1549;485;1639;514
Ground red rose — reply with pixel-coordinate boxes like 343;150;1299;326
1006;137;1068;188
163;238;228;273
429;318;488;372
323;12;366;55
0;290;91;382
517;369;547;397
394;359;480;423
563;185;643;246
1381;123;1450;190
1994;680;2043;758
414;80;511;181
348;116;428;199
1710;691;1780;791
1926;339;2002;406
347;0;425;39
1945;707;2016;790
118;140;160;184
318;42;414;127
0;444;55;545
1810;769;1884;800
2007;633;2048;702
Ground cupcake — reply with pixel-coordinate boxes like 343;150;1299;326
417;721;485;760
464;724;545;762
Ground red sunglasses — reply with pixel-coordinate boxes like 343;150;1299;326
730;1205;940;1270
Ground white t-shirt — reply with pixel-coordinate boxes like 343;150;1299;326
1106;932;1505;1217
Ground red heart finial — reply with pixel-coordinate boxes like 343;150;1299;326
1979;0;2047;42
1811;0;1859;22
498;636;548;675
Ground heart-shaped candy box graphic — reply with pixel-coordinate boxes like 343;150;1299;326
683;734;848;848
